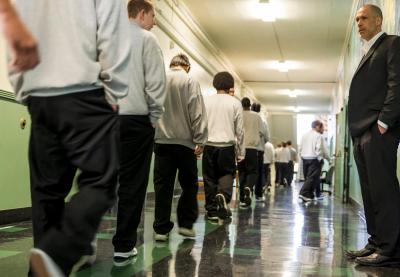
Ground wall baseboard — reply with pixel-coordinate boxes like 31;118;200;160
0;189;184;225
0;207;31;225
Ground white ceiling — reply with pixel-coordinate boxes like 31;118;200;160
181;0;353;114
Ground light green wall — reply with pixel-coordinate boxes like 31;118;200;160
269;114;297;148
0;101;31;210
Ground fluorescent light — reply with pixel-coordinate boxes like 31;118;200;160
288;89;297;98
258;1;276;22
293;107;300;113
278;61;289;72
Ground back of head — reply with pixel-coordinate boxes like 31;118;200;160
287;140;292;146
282;142;287;147
127;0;154;18
311;120;322;129
241;97;251;109
251;103;261;112
213;72;234;92
170;53;190;69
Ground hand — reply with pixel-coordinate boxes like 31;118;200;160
194;145;203;156
111;104;119;112
3;9;39;72
378;124;387;135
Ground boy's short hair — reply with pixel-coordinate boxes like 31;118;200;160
241;97;251;108
213;71;234;91
127;0;154;19
170;53;191;68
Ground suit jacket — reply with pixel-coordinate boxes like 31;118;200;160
348;33;400;137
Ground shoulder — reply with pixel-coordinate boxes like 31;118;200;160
143;31;162;48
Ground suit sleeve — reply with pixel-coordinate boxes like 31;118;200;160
379;36;400;127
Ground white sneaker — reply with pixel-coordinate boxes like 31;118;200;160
178;227;196;238
30;248;65;277
154;232;169;242
255;196;265;202
299;194;313;202
72;237;97;272
113;247;138;267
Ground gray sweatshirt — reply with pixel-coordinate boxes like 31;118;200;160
204;93;245;159
118;21;166;124
242;110;264;149
9;0;131;105
155;67;208;149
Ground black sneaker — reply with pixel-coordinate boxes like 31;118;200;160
243;187;252;207
113;247;138;267
215;193;229;219
206;212;219;221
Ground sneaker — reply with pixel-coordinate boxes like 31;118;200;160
113;247;138;267
30;248;65;277
206;212;219;221
178;227;196;238
239;201;249;209
154;232;169;242
299;194;313;202
255;196;265;202
315;195;325;201
72;238;97;271
215;193;229;219
243;187;252;206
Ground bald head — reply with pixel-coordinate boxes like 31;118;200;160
363;4;383;19
355;4;383;41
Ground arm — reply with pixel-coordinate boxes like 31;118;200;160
143;34;167;125
378;37;400;130
0;0;39;72
234;106;245;160
96;0;131;104
187;79;208;147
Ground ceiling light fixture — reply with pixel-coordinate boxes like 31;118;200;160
258;0;276;22
278;61;289;72
293;107;300;113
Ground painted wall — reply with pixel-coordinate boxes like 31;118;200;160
268;114;297;148
0;0;249;210
333;0;400;205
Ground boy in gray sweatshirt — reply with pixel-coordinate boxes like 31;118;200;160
9;1;131;276
238;97;265;208
153;54;208;241
203;72;244;220
112;0;166;267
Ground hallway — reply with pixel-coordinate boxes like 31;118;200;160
1;184;399;276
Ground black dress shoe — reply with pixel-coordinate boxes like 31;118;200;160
346;247;375;259
355;253;400;267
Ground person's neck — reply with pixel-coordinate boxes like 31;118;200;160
217;90;227;94
131;18;144;29
243;108;250;111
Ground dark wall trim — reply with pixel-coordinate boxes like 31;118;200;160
0;207;31;225
0;89;17;103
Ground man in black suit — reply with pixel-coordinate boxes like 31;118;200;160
346;4;400;267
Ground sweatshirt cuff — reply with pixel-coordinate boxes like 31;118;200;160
377;120;388;130
149;115;159;125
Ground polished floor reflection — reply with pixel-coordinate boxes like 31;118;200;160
1;183;400;276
